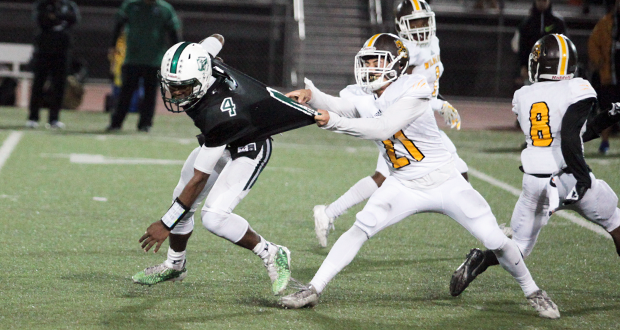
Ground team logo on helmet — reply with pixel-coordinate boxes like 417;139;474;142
531;44;541;62
395;40;408;58
197;57;209;71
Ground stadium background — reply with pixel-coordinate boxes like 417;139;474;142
0;0;608;108
1;2;619;328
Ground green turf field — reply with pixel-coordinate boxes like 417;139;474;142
1;106;619;329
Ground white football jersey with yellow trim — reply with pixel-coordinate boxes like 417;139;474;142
404;36;443;98
371;74;451;180
513;78;596;174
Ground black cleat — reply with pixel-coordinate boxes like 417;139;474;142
450;248;488;296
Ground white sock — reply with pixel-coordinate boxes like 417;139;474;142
252;236;274;260
326;176;379;219
164;247;186;270
493;240;539;296
310;225;368;293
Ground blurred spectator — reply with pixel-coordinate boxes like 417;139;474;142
513;0;567;87
27;0;80;129
105;32;144;114
588;0;620;154
474;0;498;10
106;0;180;133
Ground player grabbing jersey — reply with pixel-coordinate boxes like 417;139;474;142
132;35;316;295
449;34;620;297
312;0;468;248
280;33;559;319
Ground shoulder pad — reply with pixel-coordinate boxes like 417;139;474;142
382;74;432;102
568;78;597;103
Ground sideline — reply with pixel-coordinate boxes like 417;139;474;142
468;167;611;239
0;131;23;173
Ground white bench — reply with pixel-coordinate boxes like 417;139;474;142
0;43;34;107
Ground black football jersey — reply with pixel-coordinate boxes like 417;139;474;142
185;59;316;148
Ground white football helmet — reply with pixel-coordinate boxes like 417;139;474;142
394;0;436;46
354;33;409;94
159;42;213;112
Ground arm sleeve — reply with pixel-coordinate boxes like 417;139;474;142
561;98;595;187
304;78;359;118
200;37;223;57
321;96;428;140
193;145;226;174
583;103;620;142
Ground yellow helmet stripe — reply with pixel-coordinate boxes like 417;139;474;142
411;0;421;11
555;34;568;76
366;34;382;47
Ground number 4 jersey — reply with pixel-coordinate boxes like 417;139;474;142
513;78;596;175
185;58;316;148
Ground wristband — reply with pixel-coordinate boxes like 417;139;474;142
160;198;190;230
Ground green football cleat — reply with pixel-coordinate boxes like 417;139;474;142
264;245;291;295
132;261;187;286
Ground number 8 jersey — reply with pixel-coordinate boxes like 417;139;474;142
512;78;596;175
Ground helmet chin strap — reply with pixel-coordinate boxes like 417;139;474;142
530;62;540;84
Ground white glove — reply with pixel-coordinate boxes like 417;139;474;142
439;102;461;130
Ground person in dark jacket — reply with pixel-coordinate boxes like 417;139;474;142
588;0;620;154
515;0;568;86
27;0;80;129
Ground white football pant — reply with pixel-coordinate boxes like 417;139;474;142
511;172;620;258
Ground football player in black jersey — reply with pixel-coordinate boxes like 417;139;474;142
132;35;315;295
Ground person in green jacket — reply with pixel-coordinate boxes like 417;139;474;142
106;0;180;132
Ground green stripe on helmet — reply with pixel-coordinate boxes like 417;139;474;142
170;42;191;74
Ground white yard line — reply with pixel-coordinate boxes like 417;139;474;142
468;167;611;239
0;131;23;173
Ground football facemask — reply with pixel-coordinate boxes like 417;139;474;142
159;75;203;113
159;42;213;113
355;34;409;94
394;0;436;46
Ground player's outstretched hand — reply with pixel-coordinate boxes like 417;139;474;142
315;109;330;127
139;220;171;253
286;89;312;104
440;102;461;130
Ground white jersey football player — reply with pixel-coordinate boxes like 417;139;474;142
280;33;560;319
449;34;620;297
131;35;292;296
312;0;468;248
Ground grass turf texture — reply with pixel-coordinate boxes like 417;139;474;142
0;106;619;329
